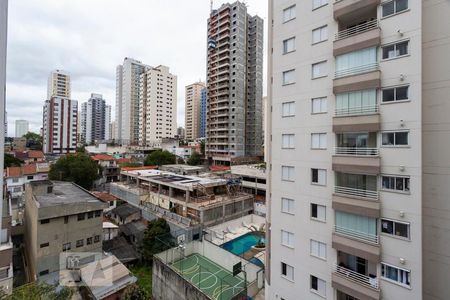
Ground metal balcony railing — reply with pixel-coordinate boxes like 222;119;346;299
334;264;379;290
335;186;379;200
335;147;379;156
334;225;379;244
335;104;378;116
335;63;379;78
335;20;379;41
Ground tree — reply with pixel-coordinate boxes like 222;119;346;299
141;218;174;263
76;145;86;153
49;153;100;190
144;150;176;166
119;162;142;168
186;152;202;166
3;282;73;300
121;284;146;300
23;132;43;150
4;154;24;167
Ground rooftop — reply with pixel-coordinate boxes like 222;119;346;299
111;204;140;219
14;150;45;160
6;162;49;178
91;154;115;161
91;192;118;203
160;164;204;171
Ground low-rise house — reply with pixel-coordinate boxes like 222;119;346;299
103;222;119;241
13;150;45;164
91;192;118;213
91;154;120;190
110;204;141;225
11;138;26;151
120;221;146;247
24;181;107;280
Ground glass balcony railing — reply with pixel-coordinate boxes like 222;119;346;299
334;225;379;244
335;20;379;41
335;104;378;116
335;63;379;78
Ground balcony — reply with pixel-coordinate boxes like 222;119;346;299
333;108;380;133
334;186;378;200
332;228;380;262
334;20;381;56
334;0;380;21
334;64;380;94
332;264;380;300
333;147;380;175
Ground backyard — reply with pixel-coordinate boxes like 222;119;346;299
130;264;153;299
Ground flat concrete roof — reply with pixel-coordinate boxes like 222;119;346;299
33;181;103;208
161;164;204;171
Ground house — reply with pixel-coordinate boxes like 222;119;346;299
91;192;118;213
110;204;141;225
120;221;146;247
103;222;119;241
13;150;45;164
12;138;26;151
91;154;120;190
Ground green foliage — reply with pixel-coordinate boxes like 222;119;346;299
186;152;202;166
49;153;99;190
4;154;24;168
129;264;152;299
141;218;174;263
120;283;146;300
22;132;42;142
119;162;142;168
144;150;176;166
76;145;86;153
4;282;73;300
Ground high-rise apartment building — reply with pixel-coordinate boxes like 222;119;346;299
15;119;29;137
80;94;111;144
185;82;205;140
267;1;450;300
115;57;149;145
42;97;78;154
206;1;263;165
200;87;207;138
47;70;71;99
138;65;177;147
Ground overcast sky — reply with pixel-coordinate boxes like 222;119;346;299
5;0;267;136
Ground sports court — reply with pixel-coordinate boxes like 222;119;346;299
171;253;246;300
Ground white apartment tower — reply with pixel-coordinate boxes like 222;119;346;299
267;1;450;300
47;70;71;99
138;65;177;147
42;97;78;154
185;82;205;140
115;57;149;145
15;119;29;137
206;1;264;165
80;94;111;144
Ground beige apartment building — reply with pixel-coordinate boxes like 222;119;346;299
185;82;205;140
24;181;106;280
267;1;450;300
47;69;71;99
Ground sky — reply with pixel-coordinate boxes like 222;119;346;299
5;0;268;136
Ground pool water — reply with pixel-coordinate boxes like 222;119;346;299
221;232;265;267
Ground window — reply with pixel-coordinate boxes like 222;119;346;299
381;219;410;239
282;101;295;117
40;242;49;248
94;235;100;243
311;133;327;149
64;216;69;224
283;37;295;54
312;26;328;44
313;0;328;10
281;230;294;248
39;270;49;276
62;242;71;252
76;239;84;248
310;240;326;259
281;262;294;281
382;131;409;146
12;178;19;183
283;69;296;85
381;263;410;287
311;204;326;221
283;5;296;23
382;0;408;17
310;275;326;297
382;41;409;59
336;89;377;115
312;61;327;78
382;175;410;192
87;212;94;219
335;47;377;77
382;86;409;102
282;166;295;182
87;237;93;245
77;213;85;221
27;175;34;180
40;219;50;224
282;134;295;149
311;97;327;114
335;211;377;242
311;169;326;185
95;210;101;217
282;198;295;214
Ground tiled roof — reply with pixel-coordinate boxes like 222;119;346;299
115;158;131;164
209;165;230;172
91;154;115;161
120;166;158;171
91;192;117;202
13;150;44;160
6;163;49;178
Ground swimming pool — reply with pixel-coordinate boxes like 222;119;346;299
221;232;265;267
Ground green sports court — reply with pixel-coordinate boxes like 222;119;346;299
171;253;247;300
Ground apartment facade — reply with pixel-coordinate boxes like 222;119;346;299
138;65;177;147
47;70;71;99
200;87;207;138
206;1;263;165
80;93;111;144
15;119;29;137
115;57;150;145
42;96;78;154
267;1;450;299
24;181;106;280
185;82;205;140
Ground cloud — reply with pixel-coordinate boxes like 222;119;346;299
5;0;267;136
